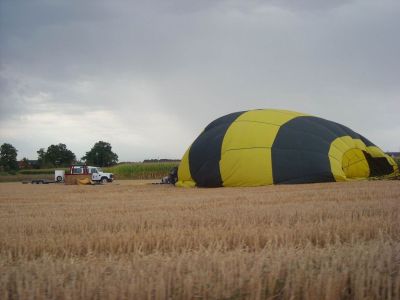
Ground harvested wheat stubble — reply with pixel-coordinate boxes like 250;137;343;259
0;180;399;300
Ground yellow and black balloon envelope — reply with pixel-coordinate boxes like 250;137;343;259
176;109;399;187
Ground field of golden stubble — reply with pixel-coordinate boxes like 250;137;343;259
0;180;399;300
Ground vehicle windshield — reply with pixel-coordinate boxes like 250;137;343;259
97;168;103;172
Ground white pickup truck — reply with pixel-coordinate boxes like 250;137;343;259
56;165;114;183
86;166;114;183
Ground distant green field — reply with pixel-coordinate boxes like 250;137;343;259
104;162;179;179
0;162;179;182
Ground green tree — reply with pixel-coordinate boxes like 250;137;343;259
0;143;19;172
37;148;47;168
82;141;118;167
43;143;76;167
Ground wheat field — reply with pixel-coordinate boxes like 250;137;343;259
0;180;399;299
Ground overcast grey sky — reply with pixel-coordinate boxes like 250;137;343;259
1;0;399;161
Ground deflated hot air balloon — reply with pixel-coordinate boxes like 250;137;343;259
176;109;398;187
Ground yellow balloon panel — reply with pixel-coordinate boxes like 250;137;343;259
221;122;279;150
236;109;305;125
220;148;272;186
329;137;369;181
219;109;305;187
342;148;370;178
176;147;195;187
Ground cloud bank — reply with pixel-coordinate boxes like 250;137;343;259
1;0;399;160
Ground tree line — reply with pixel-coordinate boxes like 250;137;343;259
0;141;118;172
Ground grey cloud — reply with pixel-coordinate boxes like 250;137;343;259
1;0;400;159
268;0;354;11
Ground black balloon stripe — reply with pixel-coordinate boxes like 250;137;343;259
272;116;356;184
189;111;246;187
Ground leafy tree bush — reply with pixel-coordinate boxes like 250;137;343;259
0;143;19;172
37;143;76;167
82;141;118;167
37;148;47;168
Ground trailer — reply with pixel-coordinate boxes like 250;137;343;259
21;165;114;185
30;179;56;184
22;179;58;184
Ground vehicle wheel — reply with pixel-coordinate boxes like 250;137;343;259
56;176;63;182
101;177;108;184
